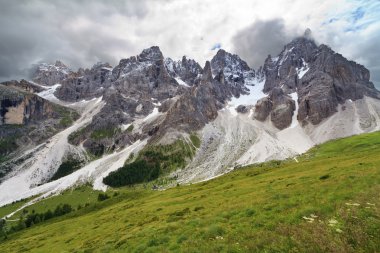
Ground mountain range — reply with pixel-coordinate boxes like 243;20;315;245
1;29;380;207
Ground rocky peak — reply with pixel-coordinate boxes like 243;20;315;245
258;29;380;128
32;61;72;86
201;61;213;82
210;49;253;78
137;46;164;62
164;56;202;86
210;49;255;97
262;32;319;93
54;60;67;68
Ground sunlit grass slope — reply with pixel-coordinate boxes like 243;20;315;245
0;131;379;252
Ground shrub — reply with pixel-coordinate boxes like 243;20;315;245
319;174;330;180
97;193;110;201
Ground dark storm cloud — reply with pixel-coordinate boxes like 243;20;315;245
232;19;298;69
0;0;148;81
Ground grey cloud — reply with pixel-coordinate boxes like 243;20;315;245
0;0;148;81
232;19;298;69
352;33;380;90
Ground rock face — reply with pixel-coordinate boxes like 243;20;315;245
0;82;79;178
32;61;72;86
254;88;295;129
211;49;255;97
112;46;182;101
0;84;56;125
256;30;380;126
165;56;203;86
56;62;113;101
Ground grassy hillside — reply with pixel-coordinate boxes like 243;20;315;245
0;131;380;252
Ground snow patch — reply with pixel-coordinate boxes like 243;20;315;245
142;107;161;123
36;83;61;102
289;92;299;128
296;58;309;79
175;77;190;87
227;78;266;111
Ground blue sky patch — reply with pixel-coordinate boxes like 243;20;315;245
352;7;365;22
211;43;222;50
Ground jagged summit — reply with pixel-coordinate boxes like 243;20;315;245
32;60;72;86
138;46;164;62
303;28;312;39
211;49;252;76
201;61;213;82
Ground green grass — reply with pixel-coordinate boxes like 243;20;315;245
90;127;121;140
0;199;29;219
189;133;201;148
18;185;102;216
0;131;380;252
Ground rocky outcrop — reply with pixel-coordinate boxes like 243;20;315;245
211;49;255;97
156;60;238;136
0;84;55;125
1;79;45;94
259;29;380;126
0;82;79;169
32;61;72;86
236;105;249;114
55;62;113;101
254;88;295;129
112;46;183;101
165;56;203;86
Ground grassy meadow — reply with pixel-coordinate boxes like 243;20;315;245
0;131;379;252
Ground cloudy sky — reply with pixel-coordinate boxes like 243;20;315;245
0;0;379;88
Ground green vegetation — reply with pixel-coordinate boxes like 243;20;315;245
189;133;201;148
126;124;134;132
90;127;121;140
97;193;110;201
52;104;79;128
68;127;86;144
0;199;28;219
22;203;73;228
0;131;380;252
104;160;160;187
103;139;195;187
49;157;83;181
13;185;101;216
0;135;19;156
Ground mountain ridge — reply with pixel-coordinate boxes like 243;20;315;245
0;30;380;206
